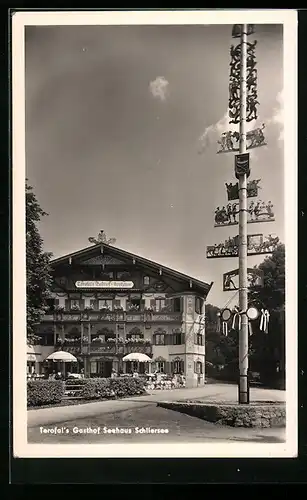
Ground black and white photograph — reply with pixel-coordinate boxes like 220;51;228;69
12;10;297;458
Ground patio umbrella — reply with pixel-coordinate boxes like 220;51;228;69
45;351;78;362
45;350;77;378
122;353;152;362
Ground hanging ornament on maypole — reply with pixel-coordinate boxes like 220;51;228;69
219;303;263;338
259;309;270;333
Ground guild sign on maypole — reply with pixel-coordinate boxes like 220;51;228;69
205;24;280;405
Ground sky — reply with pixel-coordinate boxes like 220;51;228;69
25;23;284;307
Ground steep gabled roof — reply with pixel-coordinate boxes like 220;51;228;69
51;243;213;297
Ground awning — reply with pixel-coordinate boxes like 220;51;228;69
27;345;42;362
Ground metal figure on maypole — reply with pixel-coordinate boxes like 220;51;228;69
206;24;280;404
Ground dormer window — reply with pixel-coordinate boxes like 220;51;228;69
143;276;150;285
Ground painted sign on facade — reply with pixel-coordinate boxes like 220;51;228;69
75;281;134;289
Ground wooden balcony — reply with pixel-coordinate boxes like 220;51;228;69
81;341;153;356
124;343;152;355
61;344;82;356
42;309;182;323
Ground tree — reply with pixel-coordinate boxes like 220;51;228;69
88;230;116;246
248;243;285;387
26;182;53;344
204;245;285;387
205;303;239;380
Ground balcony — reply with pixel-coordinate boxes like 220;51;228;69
81;340;153;356
82;342;117;354
124;343;152;355
42;308;182;323
62;345;82;356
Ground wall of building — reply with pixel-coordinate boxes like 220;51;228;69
38;259;209;383
182;293;206;388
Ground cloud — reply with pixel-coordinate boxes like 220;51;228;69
198;111;236;154
267;89;284;141
198;89;284;154
149;76;169;101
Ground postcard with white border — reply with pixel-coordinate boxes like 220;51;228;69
12;9;297;459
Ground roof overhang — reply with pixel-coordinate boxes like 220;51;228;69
51;243;213;298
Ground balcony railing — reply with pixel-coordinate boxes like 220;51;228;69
81;341;153;356
61;345;82;356
43;309;182;323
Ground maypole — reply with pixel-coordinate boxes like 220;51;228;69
206;24;279;404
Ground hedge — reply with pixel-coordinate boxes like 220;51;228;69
65;377;146;400
27;380;64;407
27;377;147;407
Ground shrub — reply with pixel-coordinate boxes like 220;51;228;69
27;380;64;407
109;377;145;398
27;377;147;407
74;376;146;400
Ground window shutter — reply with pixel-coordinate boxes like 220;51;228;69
165;298;171;310
170;361;174;374
180;360;184;374
65;299;69;310
150;299;156;309
194;362;197;373
165;361;170;374
174;297;181;312
200;363;203;374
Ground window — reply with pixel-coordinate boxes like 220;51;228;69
173;360;184;374
38;333;54;346
27;361;35;375
127;328;143;340
173;297;182;312
195;361;203;374
128;297;142;310
70;299;80;310
173;332;184;345
130;334;142;340
195;297;203;315
143;276;150;285
98;299;113;310
155;298;166;312
90;362;97;374
90;299;96;309
154;334;165;346
46;298;59;311
156;361;165;373
195;333;203;346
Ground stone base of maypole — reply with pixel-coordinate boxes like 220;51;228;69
157;401;286;428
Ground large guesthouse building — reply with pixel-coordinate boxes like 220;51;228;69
28;243;213;388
